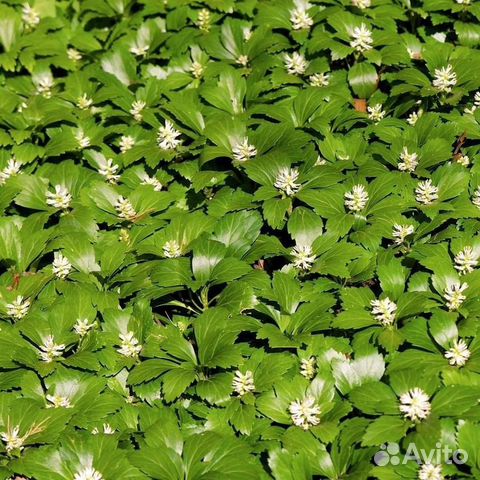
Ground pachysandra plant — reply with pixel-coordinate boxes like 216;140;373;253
1;1;480;478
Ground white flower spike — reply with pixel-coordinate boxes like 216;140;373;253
290;3;314;30
74;318;95;337
73;466;103;480
300;357;316;379
367;104;385;122
350;24;373;52
284;52;309;75
46;185;72;209
392;224;415;245
415;179;438;205
38;335;66;363
291;244;316;270
157;120;182;150
232;138;257;162
130;100;146;122
418;463;443;480
0;159;22;185
432;65;457;93
98;159;120;184
444;282;468;311
0;425;25;453
309;73;330;87
232;370;255;396
398;147;418;172
444;339;470;367
114;196;137;221
370;297;397;326
274;167;301;196
399;388;431;421
289;396;321;430
352;0;371;8
454;246;477;275
163;240;182;258
52;252;73;279
6;295;30;320
344;185;369;212
117;332;142;358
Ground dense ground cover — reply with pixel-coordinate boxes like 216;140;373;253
1;0;480;478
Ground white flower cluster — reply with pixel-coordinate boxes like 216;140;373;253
52;251;73;279
67;48;82;62
232;138;257;162
290;5;314;30
418;463;443;480
350;24;373;52
274;167;301;196
444;282;468;310
370;297;397;326
6;295;30;320
289;396;321;429
0;159;22;185
465;91;480;114
415;179;438;205
157;120;182;150
367;104;385;122
352;0;371;8
399;388;431;422
344;184;369;212
454;246;477;275
456;154;470;168
284;52;309;75
22;3;40;28
46;394;72;408
98;159;120;183
141;174;163;191
300;357;316;379
75;130;90;149
130;100;146;122
46;185;72;209
232;370;255;396
444;339;471;367
392;224;415;245
236;54;249;67
432;65;457;93
473;186;480;208
35;73;54;98
398;147;418;172
291;244;316;270
92;423;115;435
38;335;66;363
309;73;330;87
74;318;95;337
407;109;423;125
130;42;149;57
197;8;211;32
163;240;182;258
119;135;135;153
0;425;24;453
117;332;142;358
73;466;103;480
77;93;93;110
190;61;204;79
114;196;137;221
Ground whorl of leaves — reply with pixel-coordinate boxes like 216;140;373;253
0;0;480;479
